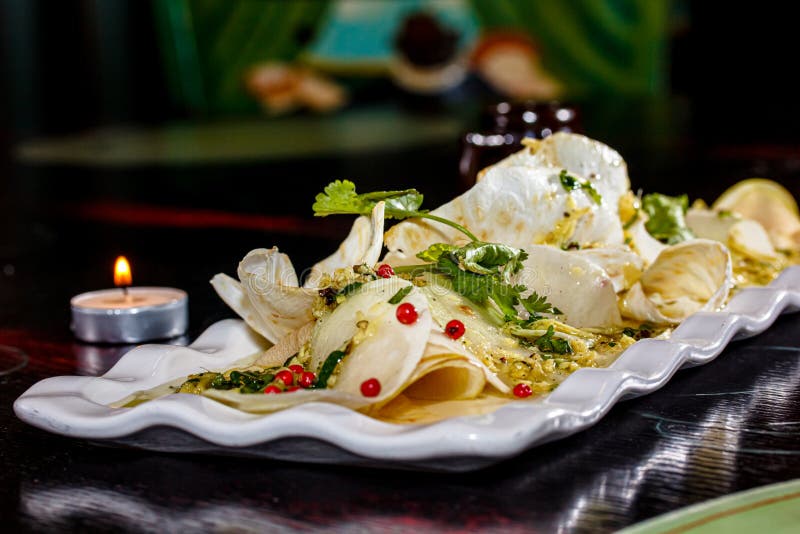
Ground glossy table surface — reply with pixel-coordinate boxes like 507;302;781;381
2;103;800;532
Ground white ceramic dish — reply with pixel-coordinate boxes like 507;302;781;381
14;267;800;471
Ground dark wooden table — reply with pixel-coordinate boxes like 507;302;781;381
2;103;800;532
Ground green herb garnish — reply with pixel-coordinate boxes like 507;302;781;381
432;253;556;326
622;211;639;230
454;241;528;281
415;241;528;282
388;286;413;304
559;170;602;205
533;325;572;355
209;369;276;394
717;209;735;219
641;193;694;244
416;243;459;262
621;323;655;340
520;292;559;317
314;350;347;389
313;180;479;241
339;281;363;296
318;280;365;309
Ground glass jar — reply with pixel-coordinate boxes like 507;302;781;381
459;101;582;188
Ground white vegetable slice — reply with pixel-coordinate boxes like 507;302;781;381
728;220;779;261
384;133;630;257
491;132;630;203
625;217;666;266
515;245;622;328
209;273;275;341
574;247;645;293
236;248;317;344
687;208;778;261
423;329;508;394
304;202;385;287
309;278;432;404
712;178;800;250
686;208;739;243
620;239;732;324
419;281;520;393
253;321;315;368
402;354;485;401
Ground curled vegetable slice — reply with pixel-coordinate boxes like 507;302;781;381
305;202;385;288
687;208;779;261
712;178;800;250
235;248;317;344
384;133;630;258
515;245;622;328
620;239;732;324
574;247;645;293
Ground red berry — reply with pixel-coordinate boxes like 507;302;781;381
396;302;418;324
263;385;281;394
288;364;304;374
445;319;465;340
275;370;294;386
360;378;381;397
376;264;395;278
299;371;316;388
286;386;301;393
513;383;533;398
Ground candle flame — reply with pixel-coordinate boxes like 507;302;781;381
114;256;132;287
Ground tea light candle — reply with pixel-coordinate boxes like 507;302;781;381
70;256;188;343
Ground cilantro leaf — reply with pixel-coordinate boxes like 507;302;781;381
455;242;528;280
313;180;478;241
313;179;424;219
361;189;424;217
434;252;558;326
488;282;523;320
312;180;367;215
520;291;557;317
534;325;572;355
559;170;602;205
642;193;694;244
416;243;460;262
436;254;491;304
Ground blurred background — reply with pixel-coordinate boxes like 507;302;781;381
1;0;799;336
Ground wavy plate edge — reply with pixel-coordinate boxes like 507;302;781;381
14;266;800;465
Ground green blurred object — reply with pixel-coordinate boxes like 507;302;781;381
470;0;671;95
154;0;671;117
154;0;331;115
618;479;800;534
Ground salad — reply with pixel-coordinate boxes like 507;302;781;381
118;133;800;424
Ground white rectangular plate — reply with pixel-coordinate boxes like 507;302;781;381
14;267;800;471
